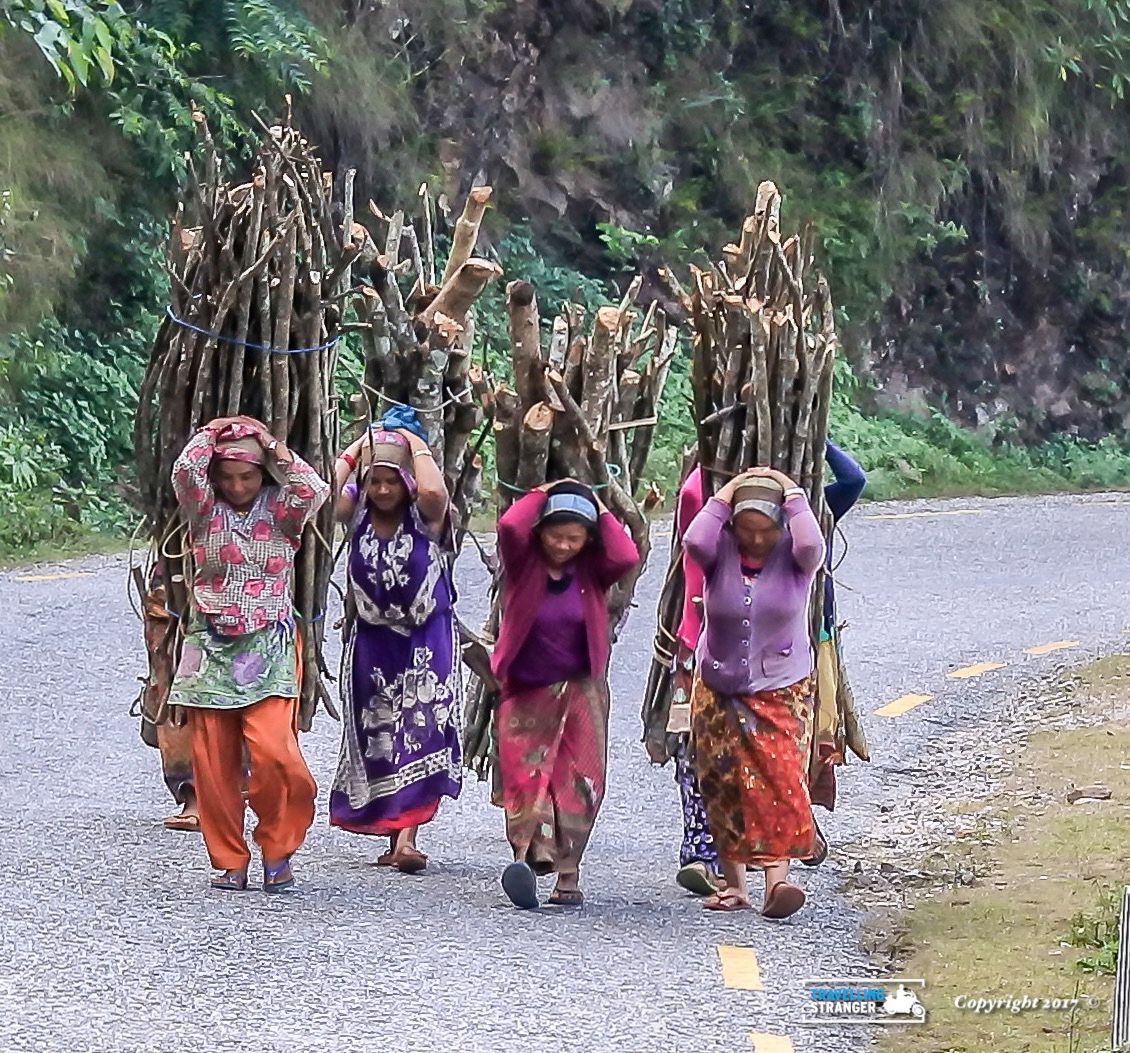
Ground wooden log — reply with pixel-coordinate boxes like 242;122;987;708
444;397;482;492
442;185;493;285
469;365;494;418
493;384;521;506
507;280;544;412
630;326;677;486
516;402;555;490
548;313;569;371
579;306;621;451
564;335;586;404
384;209;404;267
420;258;502;328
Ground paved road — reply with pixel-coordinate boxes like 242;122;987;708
1;491;1127;1053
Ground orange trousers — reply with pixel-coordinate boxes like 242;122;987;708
188;696;317;872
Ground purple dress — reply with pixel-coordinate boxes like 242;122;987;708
329;502;462;834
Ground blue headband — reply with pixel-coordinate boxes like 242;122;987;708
540;492;599;524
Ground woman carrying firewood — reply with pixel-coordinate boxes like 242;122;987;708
328;426;462;873
684;468;824;917
671;441;866;896
170;416;330;893
491;480;640;909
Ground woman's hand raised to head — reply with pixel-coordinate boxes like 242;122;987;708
715;474;742;504
205;414;263;435
393;428;428;452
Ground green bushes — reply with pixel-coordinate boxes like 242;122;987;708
0;319;145;554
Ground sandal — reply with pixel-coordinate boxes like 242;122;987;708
210;869;249;892
501;860;539;910
703;891;753;912
762;881;806;919
676;861;720;897
263;857;295;894
390;846;428;874
164;813;201;832
547;888;584;907
800;821;828;868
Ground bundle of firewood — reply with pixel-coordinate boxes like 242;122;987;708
133;104;344;732
339;185;500;537
461;280;678;776
640;180;838;763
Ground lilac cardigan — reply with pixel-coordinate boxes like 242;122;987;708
684;495;825;695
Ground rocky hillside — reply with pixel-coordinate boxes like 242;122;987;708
297;0;1130;443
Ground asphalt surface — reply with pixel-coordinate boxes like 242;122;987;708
1;491;1127;1053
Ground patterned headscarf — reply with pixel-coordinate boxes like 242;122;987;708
213;432;285;485
360;429;417;498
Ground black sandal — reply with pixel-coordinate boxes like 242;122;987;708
263;858;295;893
801;821;828;868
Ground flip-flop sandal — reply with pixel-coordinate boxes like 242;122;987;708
370;837;397;866
676;861;720;897
501;861;539;910
801;822;828;868
210;870;249;892
163;814;201;832
391;847;428;874
762;881;806;919
547;888;584;907
703;892;753;912
263;858;295;894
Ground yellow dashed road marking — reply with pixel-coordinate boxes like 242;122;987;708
1024;640;1080;656
947;661;1008;679
874;693;932;717
15;571;94;583
718;946;764;991
864;509;985;521
750;1033;794;1053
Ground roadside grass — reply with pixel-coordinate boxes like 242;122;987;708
0;530;131;571
875;655;1130;1053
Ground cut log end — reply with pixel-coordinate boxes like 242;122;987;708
507;279;536;307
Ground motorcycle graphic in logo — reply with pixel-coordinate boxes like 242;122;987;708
883;985;927;1021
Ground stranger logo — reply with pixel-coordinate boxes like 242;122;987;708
803;978;927;1025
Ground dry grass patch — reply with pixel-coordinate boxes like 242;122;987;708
876;656;1130;1053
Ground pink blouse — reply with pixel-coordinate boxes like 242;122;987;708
172;427;330;636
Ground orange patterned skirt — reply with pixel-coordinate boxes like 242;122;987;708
691;674;816;865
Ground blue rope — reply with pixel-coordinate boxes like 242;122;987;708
166;305;339;355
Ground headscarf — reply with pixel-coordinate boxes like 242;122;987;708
537;480;599;531
359;429;417;499
213;433;285;484
732;476;785;526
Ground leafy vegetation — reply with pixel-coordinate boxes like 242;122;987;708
2;0;1130;559
1069;885;1120;977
